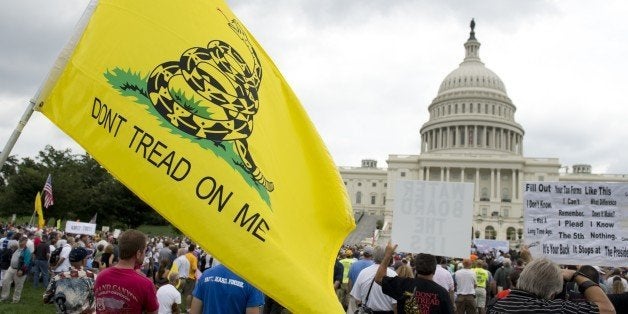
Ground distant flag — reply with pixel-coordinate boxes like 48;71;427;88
56;219;61;230
35;192;45;229
34;1;354;312
43;174;54;208
89;213;98;224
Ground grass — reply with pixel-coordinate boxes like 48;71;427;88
0;277;55;313
136;224;180;237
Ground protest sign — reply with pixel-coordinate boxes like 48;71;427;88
524;182;628;266
65;221;97;235
392;180;474;258
473;239;509;254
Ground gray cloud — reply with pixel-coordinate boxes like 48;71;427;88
0;1;84;96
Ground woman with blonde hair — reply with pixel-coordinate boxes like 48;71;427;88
99;244;116;270
610;276;625;294
396;263;414;278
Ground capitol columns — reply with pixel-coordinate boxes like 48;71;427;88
515;169;521;200
475;168;480;200
461;167;465;182
496;168;501;200
512;169;516;201
490;168;495;199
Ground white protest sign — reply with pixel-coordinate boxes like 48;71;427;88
524;182;628;267
392;180;474;258
113;229;121;238
101;226;110;233
473;239;509;254
65;221;97;235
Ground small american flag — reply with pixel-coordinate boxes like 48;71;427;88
43;174;54;208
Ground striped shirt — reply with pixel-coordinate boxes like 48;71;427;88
487;290;598;314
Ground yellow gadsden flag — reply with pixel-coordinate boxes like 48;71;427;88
35;0;354;312
35;192;44;229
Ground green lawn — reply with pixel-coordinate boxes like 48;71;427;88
0;278;55;313
136;224;180;237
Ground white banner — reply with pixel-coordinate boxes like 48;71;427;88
473;239;510;254
65;221;97;235
113;229;122;238
392;181;474;258
524;182;628;267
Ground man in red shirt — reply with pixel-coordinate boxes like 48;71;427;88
94;229;159;313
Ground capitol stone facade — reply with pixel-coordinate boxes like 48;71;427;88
339;21;628;247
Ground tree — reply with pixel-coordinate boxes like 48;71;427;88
0;146;167;227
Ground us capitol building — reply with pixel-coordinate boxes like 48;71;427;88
339;21;628;247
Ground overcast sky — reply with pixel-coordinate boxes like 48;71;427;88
1;0;627;174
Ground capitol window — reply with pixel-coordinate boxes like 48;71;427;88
507;227;517;241
356;191;362;204
485;226;496;240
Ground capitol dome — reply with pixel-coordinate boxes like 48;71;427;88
438;62;507;96
437;21;507;96
419;19;524;156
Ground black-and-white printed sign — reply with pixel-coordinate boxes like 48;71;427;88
524;182;628;266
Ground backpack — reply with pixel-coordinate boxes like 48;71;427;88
0;247;14;270
50;246;63;266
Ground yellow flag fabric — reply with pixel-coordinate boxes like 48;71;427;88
35;192;45;229
35;0;354;312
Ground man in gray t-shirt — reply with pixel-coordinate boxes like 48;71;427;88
1;237;31;303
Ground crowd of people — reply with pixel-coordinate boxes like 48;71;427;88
0;222;626;313
0;223;264;313
336;243;627;314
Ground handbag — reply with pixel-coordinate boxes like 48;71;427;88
355;279;375;314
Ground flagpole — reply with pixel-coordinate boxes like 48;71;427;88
0;0;98;171
0;99;37;169
28;208;37;227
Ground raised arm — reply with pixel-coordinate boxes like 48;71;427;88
562;269;615;314
375;242;397;285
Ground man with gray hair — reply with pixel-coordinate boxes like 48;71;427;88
0;236;31;303
350;246;397;313
487;258;615;314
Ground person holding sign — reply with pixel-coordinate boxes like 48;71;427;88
375;242;454;314
487;258;615;314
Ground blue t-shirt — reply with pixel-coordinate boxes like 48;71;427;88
193;264;264;314
348;259;374;285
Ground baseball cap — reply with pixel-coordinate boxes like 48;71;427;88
69;247;89;262
363;246;375;257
